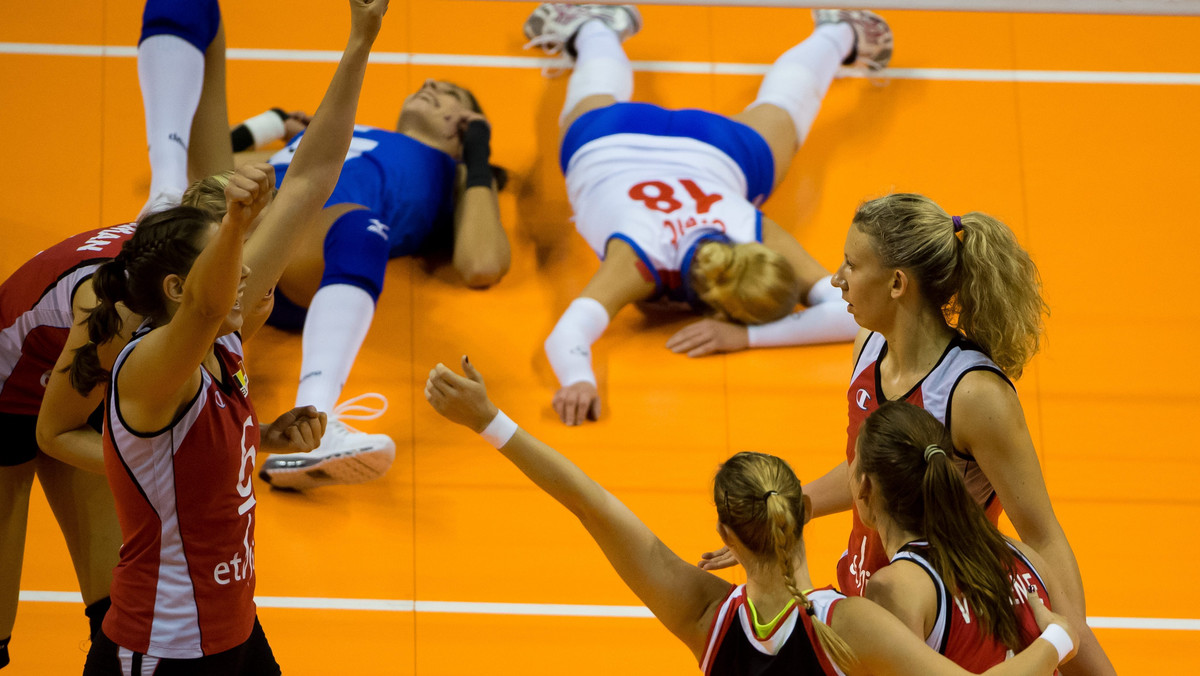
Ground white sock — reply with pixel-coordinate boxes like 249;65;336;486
294;284;376;415
138;35;205;212
561;19;633;125
748;23;855;142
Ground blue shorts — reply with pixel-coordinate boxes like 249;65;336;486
265;286;307;333
560;102;776;205
139;0;221;53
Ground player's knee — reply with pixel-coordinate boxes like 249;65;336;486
320;209;390;301
139;0;221;53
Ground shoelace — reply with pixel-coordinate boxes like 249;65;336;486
329;393;389;435
523;35;573;77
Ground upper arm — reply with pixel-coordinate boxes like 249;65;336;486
579;490;734;659
863;562;935;641
950;371;1064;549
37;282;112;451
579;239;658;318
759;217;831;293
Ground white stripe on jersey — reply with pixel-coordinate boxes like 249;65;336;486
0;263;99;394
565;134;761;274
108;335;213;659
891;544;950;653
807;589;849;676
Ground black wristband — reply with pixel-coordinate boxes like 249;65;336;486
462;119;493;189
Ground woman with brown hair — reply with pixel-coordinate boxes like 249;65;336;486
424;357;1077;675
854;400;1062;670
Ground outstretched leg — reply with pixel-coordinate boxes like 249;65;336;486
137;0;223;214
732;10;892;187
523;4;642;137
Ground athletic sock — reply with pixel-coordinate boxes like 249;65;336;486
749;22;855;142
137;34;205;213
84;596;111;641
294;284;376;415
561;19;633;124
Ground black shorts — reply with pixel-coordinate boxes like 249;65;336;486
0;406;104;467
83;616;280;676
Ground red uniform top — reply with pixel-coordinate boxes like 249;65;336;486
837;332;1010;596
892;541;1051;672
0;223;136;415
700;585;845;676
103;330;259;659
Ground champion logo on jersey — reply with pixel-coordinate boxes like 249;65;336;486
233;360;250;397
855;388;872;410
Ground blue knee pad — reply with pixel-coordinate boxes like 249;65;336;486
320;209;390;301
140;0;221;53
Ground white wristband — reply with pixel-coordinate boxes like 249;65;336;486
1039;623;1073;663
480;410;518;449
242;109;288;148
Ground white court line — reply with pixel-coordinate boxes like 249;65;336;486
3;42;1200;86
18;590;1200;628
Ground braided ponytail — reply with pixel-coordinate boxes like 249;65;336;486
66;257;129;394
63;206;215;394
715;452;856;670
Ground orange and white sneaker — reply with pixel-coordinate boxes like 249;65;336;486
259;394;395;490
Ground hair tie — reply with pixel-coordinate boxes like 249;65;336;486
762;490;778;501
804;602;816;617
951;215;963;233
924;445;946;462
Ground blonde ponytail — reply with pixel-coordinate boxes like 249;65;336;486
852;194;1048;379
715;452;857;671
690;241;799;325
181;171;234;216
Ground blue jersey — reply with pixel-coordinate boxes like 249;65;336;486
270;125;458;257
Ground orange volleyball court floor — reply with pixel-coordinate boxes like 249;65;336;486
1;1;1198;673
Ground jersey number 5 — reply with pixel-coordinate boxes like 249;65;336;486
628;179;723;215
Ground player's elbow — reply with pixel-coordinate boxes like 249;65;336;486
455;253;509;289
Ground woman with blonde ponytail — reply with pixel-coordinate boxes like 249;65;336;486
534;5;878;426
853;401;1067;670
425;358;1077;675
699;192;1114;674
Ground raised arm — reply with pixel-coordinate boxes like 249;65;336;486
36;281;135;473
666;218;857;357
239;0;388;342
117;176;265;432
545;238;655;425
425;358;732;658
450;118;510;288
952;371;1115;675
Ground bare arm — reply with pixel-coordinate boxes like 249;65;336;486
953;372;1115;674
450;120;510;288
425;358;732;658
239;0;388;343
35;281;133;473
832;596;1069;676
862;561;936;640
117;180;262;432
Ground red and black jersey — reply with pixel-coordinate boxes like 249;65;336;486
0;223;136;415
700;585;845;676
103;329;260;659
838;332;1010;596
892;541;1051;671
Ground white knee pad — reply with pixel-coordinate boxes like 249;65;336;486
749;63;824;144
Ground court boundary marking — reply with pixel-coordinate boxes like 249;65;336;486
18;590;1200;630
3;42;1200;85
